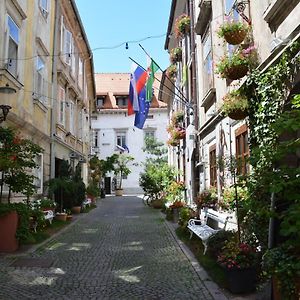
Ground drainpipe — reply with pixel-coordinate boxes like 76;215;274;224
50;0;59;179
189;0;198;131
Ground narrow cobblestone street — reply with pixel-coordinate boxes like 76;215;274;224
0;196;214;300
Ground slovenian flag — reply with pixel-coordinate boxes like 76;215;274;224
128;63;148;115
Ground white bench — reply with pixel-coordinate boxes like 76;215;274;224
187;209;233;254
31;210;54;233
82;198;92;209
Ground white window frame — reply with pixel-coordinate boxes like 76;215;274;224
78;57;83;90
6;15;19;77
58;86;65;126
69;100;75;134
39;0;48;18
64;30;72;65
34;153;43;194
35;55;48;105
71;43;76;77
78;109;83;139
144;130;155;141
116;131;127;148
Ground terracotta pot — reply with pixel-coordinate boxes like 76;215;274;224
71;206;81;214
223;29;247;45
228;109;248;120
151;199;164;209
115;189;123;196
0;211;19;252
55;213;67;222
224;64;249;80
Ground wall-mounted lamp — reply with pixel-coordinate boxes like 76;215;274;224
0;84;16;123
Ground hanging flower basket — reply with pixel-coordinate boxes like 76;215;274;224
171;111;184;124
170;47;182;63
224;64;249;80
220;90;249;120
173;127;186;139
223;29;248;45
228;109;248;120
216;46;257;80
166;64;178;81
217;20;249;45
167;138;180;147
175;14;191;38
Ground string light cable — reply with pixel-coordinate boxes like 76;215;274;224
0;33;167;63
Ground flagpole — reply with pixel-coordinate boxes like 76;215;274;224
128;57;192;109
138;43;190;104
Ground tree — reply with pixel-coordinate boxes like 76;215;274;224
111;154;135;190
0;127;42;203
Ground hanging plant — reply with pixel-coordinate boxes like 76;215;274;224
167;138;180;147
171;110;184;124
166;64;178;81
215;46;257;80
220;90;249;120
217;19;249;45
170;47;182;63
175;14;191;38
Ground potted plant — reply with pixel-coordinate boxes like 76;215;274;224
195;187;218;211
175;14;191;38
217;18;249;45
220;90;249;120
217;238;259;294
170;47;182;63
215;46;256;80
32;197;56;211
71;164;86;214
166;64;178;81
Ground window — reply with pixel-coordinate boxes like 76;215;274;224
116;132;126;148
35;56;47;105
7;15;19;76
69;100;74;134
71;44;76;77
144;130;155;141
93;130;98;147
96;96;105;108
202;28;213;94
58;86;65;126
39;0;48;18
78;57;83;90
65;30;72;65
235;125;249;175
34;154;43;194
209;145;217;187
78;110;83;139
116;96;128;107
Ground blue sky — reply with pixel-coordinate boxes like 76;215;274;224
75;0;172;73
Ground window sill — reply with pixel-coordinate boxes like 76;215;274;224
33;98;48;112
0;68;23;90
201;87;216;108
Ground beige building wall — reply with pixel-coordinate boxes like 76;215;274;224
0;0;55;201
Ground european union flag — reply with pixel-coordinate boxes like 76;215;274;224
134;86;150;129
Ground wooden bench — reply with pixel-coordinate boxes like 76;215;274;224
187;209;233;254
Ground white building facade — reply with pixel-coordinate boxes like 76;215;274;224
91;73;168;194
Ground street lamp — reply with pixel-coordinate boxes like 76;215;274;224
0;84;16;123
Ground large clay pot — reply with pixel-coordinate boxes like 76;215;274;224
0;211;19;252
71;206;81;214
55;213;67;222
115;189;123;196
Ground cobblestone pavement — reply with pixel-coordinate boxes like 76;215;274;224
0;196;214;300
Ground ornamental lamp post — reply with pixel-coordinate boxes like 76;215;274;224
0;84;16;124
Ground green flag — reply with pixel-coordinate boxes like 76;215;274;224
146;58;159;102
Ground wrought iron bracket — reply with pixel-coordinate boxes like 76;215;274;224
233;0;251;25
